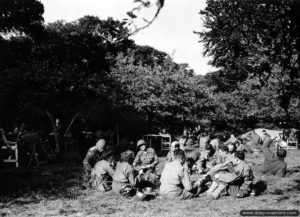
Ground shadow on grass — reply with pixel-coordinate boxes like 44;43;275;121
294;200;300;206
286;166;300;176
286;179;300;193
253;180;268;195
276;196;290;203
270;189;284;195
0;166;82;203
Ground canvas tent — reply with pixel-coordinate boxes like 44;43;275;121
240;128;283;141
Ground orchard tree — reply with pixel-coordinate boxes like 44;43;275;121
198;0;300;97
0;0;44;39
0;16;134;152
110;52;214;130
211;77;300;133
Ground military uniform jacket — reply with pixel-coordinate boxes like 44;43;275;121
83;146;103;168
218;161;254;192
262;137;287;177
133;148;159;168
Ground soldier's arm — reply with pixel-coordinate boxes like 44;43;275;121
181;167;193;191
133;151;141;167
83;150;93;166
105;162;115;177
191;150;201;162
126;165;136;186
197;153;206;172
206;162;228;176
239;167;254;197
276;164;287;177
262;139;274;161
165;152;171;162
149;152;159;168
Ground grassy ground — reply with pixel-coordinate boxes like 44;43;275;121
1;147;300;217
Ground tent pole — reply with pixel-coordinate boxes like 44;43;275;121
117;125;119;146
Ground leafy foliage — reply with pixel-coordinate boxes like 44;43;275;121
0;16;134;128
0;0;44;38
110;52;214;129
198;0;300;98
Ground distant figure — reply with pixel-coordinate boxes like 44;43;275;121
261;136;287;177
82;139;106;188
160;149;202;199
210;135;220;151
262;130;271;139
199;132;209;148
166;141;180;162
247;131;262;152
0;128;17;148
112;150;136;197
179;135;187;151
0;128;17;165
206;151;254;199
235;138;251;153
214;144;230;165
224;134;237;145
159;128;168;135
90;151;115;191
197;143;216;174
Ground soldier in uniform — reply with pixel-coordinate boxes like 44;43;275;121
160;149;202;200
166;141;180;162
197;143;216;174
82;139;106;189
261;136;287;177
133;140;159;184
90;151;115;191
112;150;136;197
206;151;254;199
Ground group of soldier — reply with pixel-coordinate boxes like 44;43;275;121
82;130;288;200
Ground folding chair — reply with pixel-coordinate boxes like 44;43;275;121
286;139;298;150
1;143;19;167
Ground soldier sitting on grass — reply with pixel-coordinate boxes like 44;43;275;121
90;151;116;191
261;136;287;177
160;149;203;200
112;150;136;197
206;151;254;199
133;140;159;184
82;139;106;189
197;143;216;174
165;141;180;162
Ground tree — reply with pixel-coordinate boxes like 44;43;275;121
210;77;300;133
0;0;44;39
198;0;300;97
110;51;214;132
0;16;134;152
198;0;300;127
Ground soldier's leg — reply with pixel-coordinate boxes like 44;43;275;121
210;182;228;199
206;180;219;194
82;163;92;188
179;189;196;200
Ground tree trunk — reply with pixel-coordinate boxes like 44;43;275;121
46;110;60;153
284;108;290;128
147;113;154;132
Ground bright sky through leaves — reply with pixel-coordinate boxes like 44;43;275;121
41;0;216;75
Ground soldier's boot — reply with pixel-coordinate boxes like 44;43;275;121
211;182;227;199
206;181;219;195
